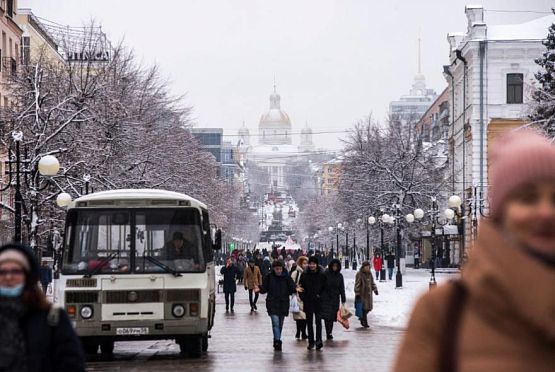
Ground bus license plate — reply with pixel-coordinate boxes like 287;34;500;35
116;327;149;336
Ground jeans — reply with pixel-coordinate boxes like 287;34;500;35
305;309;323;344
248;289;259;308
375;271;379;280
270;315;285;341
224;292;235;310
388;267;394;280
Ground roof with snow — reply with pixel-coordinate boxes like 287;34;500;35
487;14;555;41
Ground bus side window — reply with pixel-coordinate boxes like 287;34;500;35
201;210;214;262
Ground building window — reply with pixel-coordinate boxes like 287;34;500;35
6;0;13;18
507;73;523;104
21;37;30;65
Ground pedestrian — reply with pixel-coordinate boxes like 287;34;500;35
236;254;246;285
244;258;262;312
220;257;238;313
290;256;308;340
299;256;326;350
385;251;395;280
372;253;383;280
394;129;555;372
320;259;346;340
260;256;272;277
39;260;52;294
254;252;263;269
354;261;378;328
414;246;420;269
256;260;300;351
285;255;295;273
0;243;85;372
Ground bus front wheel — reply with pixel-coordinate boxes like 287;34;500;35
178;336;202;358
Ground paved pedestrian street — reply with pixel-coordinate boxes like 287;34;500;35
86;270;456;371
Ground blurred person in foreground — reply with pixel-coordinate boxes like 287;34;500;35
394;129;555;372
0;243;85;372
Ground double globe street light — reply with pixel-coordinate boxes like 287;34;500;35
1;131;64;246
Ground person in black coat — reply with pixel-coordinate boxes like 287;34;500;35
260;256;272;277
0;243;85;372
299;256;327;350
220;257;238;312
385;252;395;280
320;259;346;340
257;260;298;351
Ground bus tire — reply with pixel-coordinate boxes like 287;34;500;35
202;335;208;352
82;339;98;355
100;340;115;356
179;336;202;358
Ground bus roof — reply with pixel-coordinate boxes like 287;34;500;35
70;189;208;209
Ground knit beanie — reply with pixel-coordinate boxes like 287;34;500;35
0;244;39;283
489;129;555;218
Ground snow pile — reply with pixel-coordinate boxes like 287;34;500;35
343;268;459;329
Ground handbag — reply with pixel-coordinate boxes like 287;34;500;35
355;298;363;319
337;309;350;329
340;303;352;320
289;294;301;313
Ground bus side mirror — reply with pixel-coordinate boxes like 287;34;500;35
213;229;222;250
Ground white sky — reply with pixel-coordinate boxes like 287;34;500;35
20;0;554;150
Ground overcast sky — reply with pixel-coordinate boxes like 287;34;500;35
20;0;554;149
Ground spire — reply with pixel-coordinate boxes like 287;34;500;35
273;74;276;93
417;31;422;74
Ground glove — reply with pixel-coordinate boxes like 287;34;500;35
374;290;379;295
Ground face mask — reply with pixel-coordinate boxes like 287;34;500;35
0;284;24;298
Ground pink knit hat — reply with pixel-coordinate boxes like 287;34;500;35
490;129;555;217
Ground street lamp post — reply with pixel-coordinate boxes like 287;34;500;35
1;131;62;250
389;204;415;288
368;212;390;282
414;197;455;289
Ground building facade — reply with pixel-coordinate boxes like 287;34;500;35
444;5;553;256
16;8;64;65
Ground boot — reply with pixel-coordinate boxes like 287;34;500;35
362;320;370;328
295;330;301;339
301;332;308;340
316;341;324;350
307;342;315;350
326;334;333;340
275;340;282;351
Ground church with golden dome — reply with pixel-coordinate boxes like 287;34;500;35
237;85;314;190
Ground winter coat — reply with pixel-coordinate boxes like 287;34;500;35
39;266;52;286
320;259;347;321
372;257;383;272
354;269;377;312
259;270;297;316
290;267;305;320
243;265;262;290
24;307;85;372
220;265;238;293
299;266;326;314
394;221;555;372
385;254;395;269
260;258;272;277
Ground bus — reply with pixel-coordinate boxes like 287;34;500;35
54;189;221;357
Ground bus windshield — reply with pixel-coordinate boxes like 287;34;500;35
63;208;206;275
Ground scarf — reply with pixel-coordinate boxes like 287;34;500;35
0;298;27;372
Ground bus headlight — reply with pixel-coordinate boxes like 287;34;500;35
80;305;94;319
172;304;185;318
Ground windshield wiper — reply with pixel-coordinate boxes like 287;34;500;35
83;251;120;278
143;255;182;277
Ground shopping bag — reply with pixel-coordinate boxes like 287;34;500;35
355;298;363;319
337;309;350;329
340;303;352;320
289;294;301;313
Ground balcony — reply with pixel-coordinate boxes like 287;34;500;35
2;57;16;78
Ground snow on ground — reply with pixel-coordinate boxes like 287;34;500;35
343;268;459;329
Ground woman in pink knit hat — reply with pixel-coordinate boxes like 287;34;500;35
394;129;555;372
